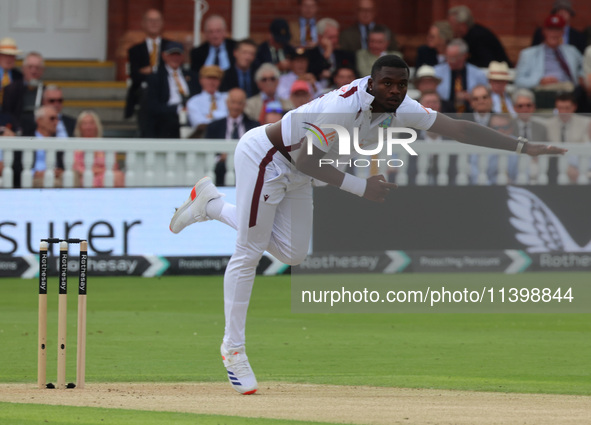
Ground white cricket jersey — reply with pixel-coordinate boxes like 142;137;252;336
281;76;438;162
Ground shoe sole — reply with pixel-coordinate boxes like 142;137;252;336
169;177;210;233
229;381;258;395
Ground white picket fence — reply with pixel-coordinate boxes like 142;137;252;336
396;141;591;186
0;137;239;188
0;137;590;187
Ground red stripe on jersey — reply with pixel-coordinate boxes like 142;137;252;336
339;86;358;98
249;147;278;228
248;135;307;227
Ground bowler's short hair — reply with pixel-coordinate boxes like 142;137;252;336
371;54;409;78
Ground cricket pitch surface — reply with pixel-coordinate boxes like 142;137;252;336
1;382;590;424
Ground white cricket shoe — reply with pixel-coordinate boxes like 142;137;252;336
169;177;222;234
221;343;258;395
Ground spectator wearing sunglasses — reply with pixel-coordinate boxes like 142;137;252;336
27;105;65;187
469;103;520;185
512;88;548;142
40;85;75;137
467;85;493;184
244;63;293;123
511;88;548;184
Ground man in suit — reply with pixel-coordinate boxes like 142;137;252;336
406;91;457;186
544;91;590;184
515;14;584;92
254;18;295;74
465;85;519;184
468;85;494;127
512;88;548;184
125;9;171;120
448;5;511;67
0;37;23;109
339;0;398;53
41;85;75;137
512;88;548;142
205;88;259;186
531;0;586;54
143;42;200;138
2;51;45;130
186;65;228;132
277;48;319;100
434;38;488;114
219;39;259;97
487;113;520;184
466;85;494;184
306;18;355;89
414;21;453;74
289;0;319;49
26;106;65;188
355;26;402;77
244;63;293;123
191;15;236;73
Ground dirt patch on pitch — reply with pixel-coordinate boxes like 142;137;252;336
0;382;589;425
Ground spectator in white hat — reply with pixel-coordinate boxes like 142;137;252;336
414;65;454;112
414;65;442;95
0;37;23;108
487;61;515;115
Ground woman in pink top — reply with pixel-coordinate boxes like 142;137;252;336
73;111;124;187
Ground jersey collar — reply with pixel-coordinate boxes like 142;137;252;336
358;76;375;111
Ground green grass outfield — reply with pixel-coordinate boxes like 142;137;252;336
0;402;331;425
0;273;590;423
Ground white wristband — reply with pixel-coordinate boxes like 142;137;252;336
516;137;528;154
340;173;367;197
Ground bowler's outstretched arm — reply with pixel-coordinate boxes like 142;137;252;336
429;113;567;156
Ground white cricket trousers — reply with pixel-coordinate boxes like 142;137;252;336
211;126;313;349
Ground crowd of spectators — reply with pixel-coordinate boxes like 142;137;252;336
0;38;120;187
2;0;591;187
